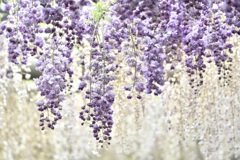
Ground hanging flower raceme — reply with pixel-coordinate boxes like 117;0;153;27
35;30;74;129
0;1;45;64
1;0;240;151
77;1;118;145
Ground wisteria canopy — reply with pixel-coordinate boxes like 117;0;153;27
0;0;240;160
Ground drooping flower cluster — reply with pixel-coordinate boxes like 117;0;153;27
77;1;117;145
35;35;73;130
0;0;240;149
220;0;240;28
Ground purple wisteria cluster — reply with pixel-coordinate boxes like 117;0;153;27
78;4;118;145
220;0;240;28
0;0;239;145
35;35;73;130
110;0;238;94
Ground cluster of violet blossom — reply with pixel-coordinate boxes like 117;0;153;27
0;0;239;145
111;0;238;93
